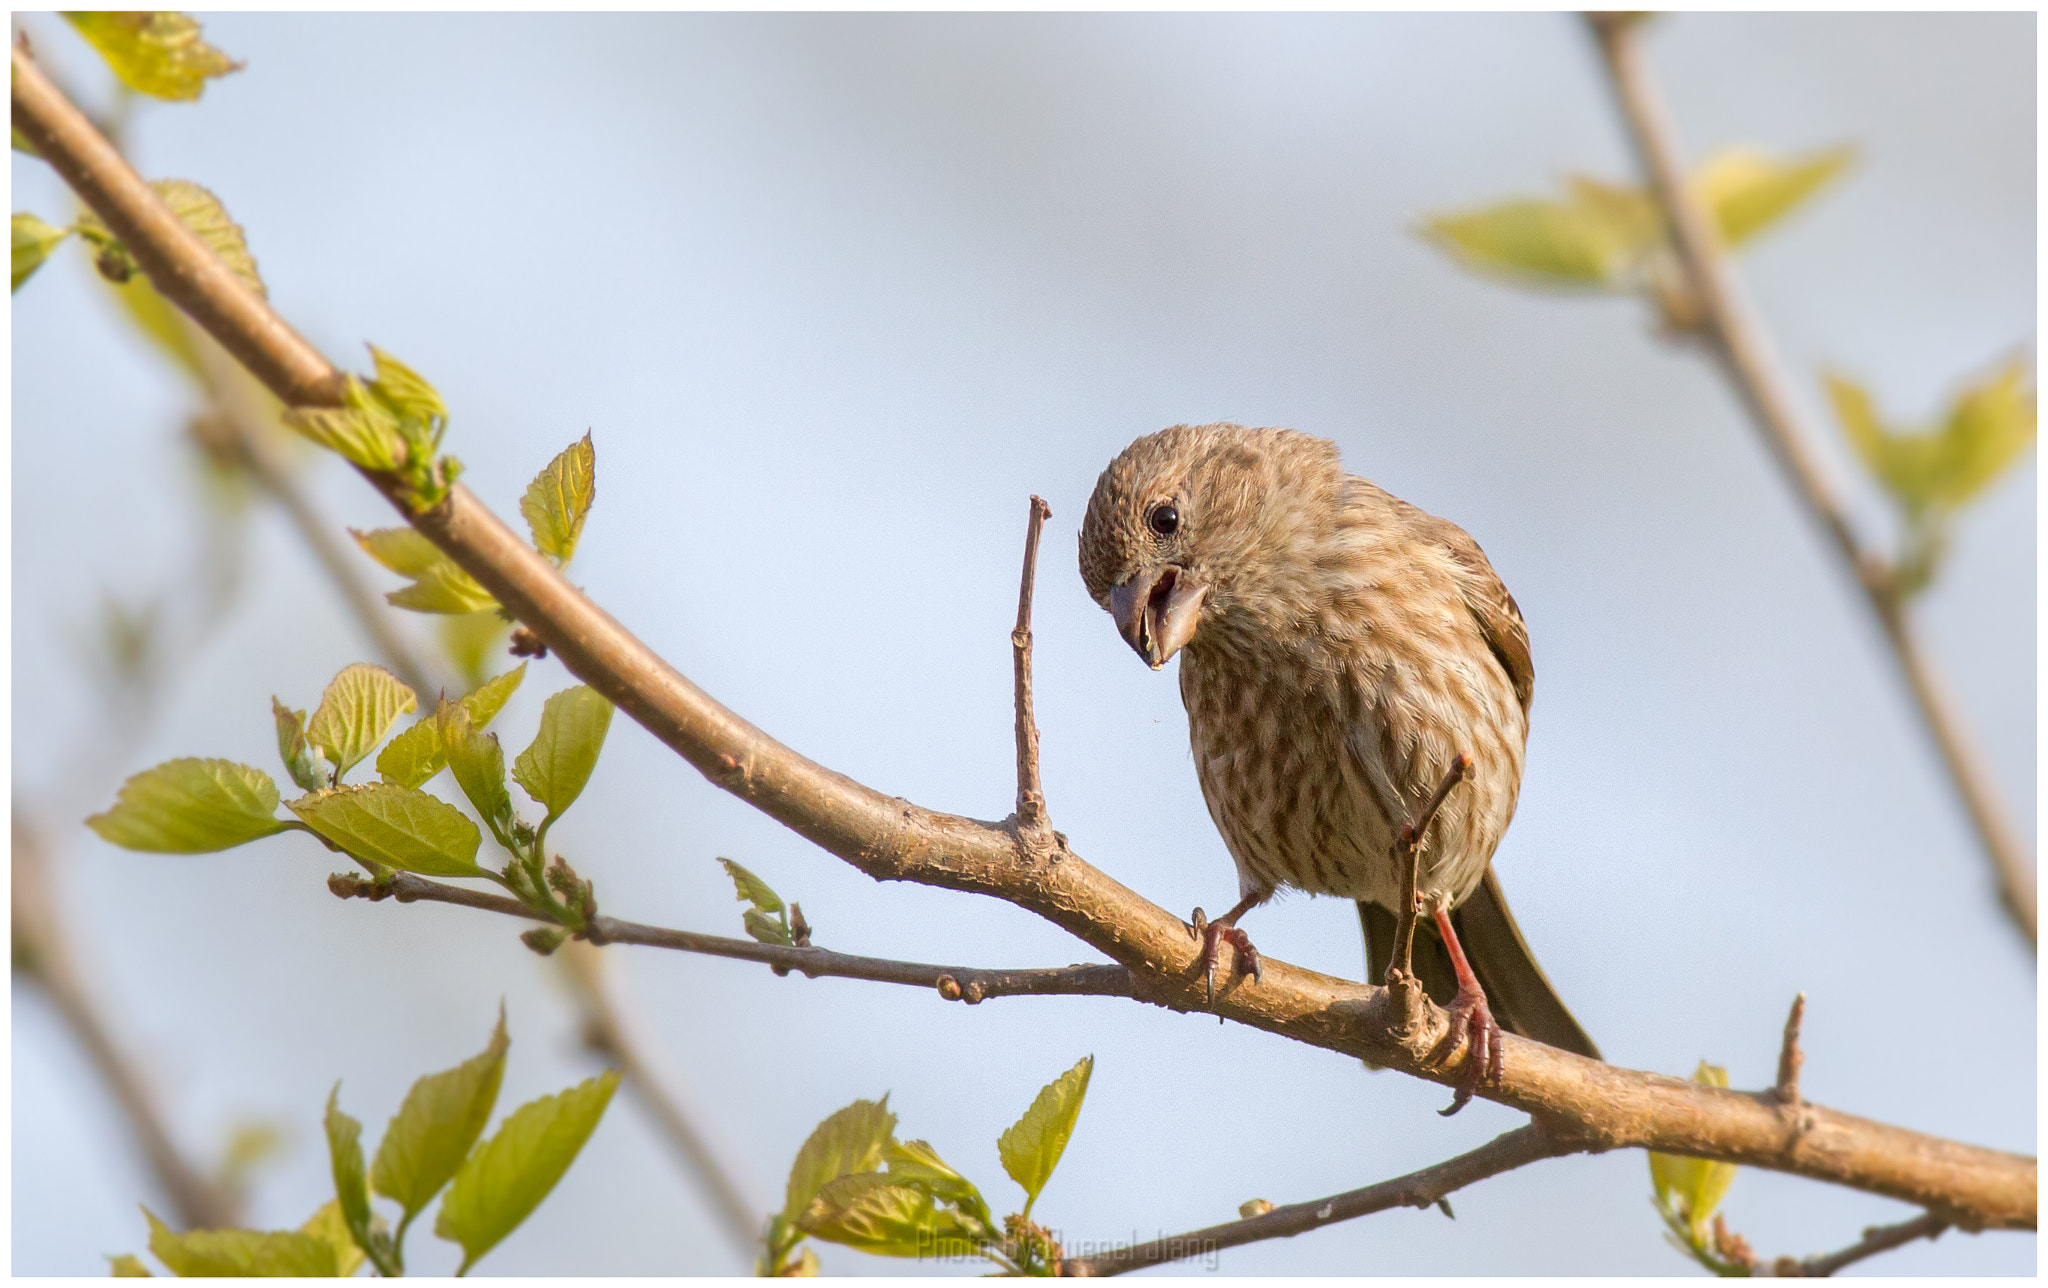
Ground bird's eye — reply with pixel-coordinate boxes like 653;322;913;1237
1147;502;1180;537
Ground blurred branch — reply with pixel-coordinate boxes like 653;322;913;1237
330;871;1140;1003
14;40;2036;1240
555;942;763;1265
1781;1211;1948;1277
1060;1124;1574;1276
12;812;239;1230
1584;13;2036;951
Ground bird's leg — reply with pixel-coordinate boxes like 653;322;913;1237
1191;889;1267;1007
1427;893;1504;1117
1389;753;1473;983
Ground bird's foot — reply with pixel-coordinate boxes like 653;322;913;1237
1189;907;1262;1008
1429;980;1503;1117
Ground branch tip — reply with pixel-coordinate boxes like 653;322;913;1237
1775;991;1807;1106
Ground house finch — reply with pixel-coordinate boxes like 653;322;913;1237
1079;423;1598;1112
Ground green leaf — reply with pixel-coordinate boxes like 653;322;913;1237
306;663;418;780
366;346;448;435
1648;1062;1738;1240
298;1199;364;1280
434;1069;621;1275
386;561;499;614
745;908;794;946
440;612;512;689
1420;197;1643;288
142;1208;339;1277
63;12;241;101
438;699;513;834
521;433;596;565
889;1139;995;1228
352;526;445;577
372;1008;510;1227
376;664;528;789
796;1172;949;1258
1828;364;2037;516
272;699;325;794
323;1086;373;1264
511;686;614;821
1695;144;1855;247
283;378;407;471
719;857;784;915
782;1097;897;1224
288;782;485;878
100;271;206;379
997;1055;1093;1216
13;212;70;292
87;759;288;853
73;179;265;299
106;1254;152;1276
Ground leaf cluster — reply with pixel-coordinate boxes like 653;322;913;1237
719;858;811;947
112;1010;618;1276
763;1056;1093;1276
1648;1062;1751;1276
1825;363;2036;595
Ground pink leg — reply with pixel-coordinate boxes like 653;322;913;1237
1428;898;1503;1116
1194;890;1266;1007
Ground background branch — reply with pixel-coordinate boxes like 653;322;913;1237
1061;1124;1576;1275
1784;1211;1948;1277
14;41;2033;1237
1584;13;2035;950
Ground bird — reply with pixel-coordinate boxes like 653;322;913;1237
1078;422;1598;1113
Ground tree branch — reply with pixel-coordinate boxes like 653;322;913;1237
15;43;2034;1235
1583;13;2035;950
1011;495;1054;837
1779;1210;1949;1277
1060;1124;1576;1276
12;812;240;1230
330;870;1140;1003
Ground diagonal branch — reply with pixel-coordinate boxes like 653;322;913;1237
1781;1210;1948;1277
1584;13;2035;950
14;43;2034;1236
1060;1124;1576;1276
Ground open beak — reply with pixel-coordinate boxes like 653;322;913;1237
1108;565;1209;670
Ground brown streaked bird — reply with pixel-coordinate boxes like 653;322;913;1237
1079;422;1598;1113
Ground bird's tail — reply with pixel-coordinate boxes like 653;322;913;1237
1359;869;1600;1061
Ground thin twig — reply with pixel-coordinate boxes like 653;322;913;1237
12;812;239;1229
1584;13;2035;950
16;48;2035;1233
334;871;1139;1002
1059;1124;1575;1276
1391;752;1473;980
1777;1211;1950;1277
1012;494;1054;836
1775;992;1807;1107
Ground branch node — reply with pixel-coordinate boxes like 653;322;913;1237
936;973;963;1001
1775;992;1807;1108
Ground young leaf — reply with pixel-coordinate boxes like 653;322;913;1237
143;1208;338;1277
440;612;512;689
87;759;288;853
283;376;407;471
719;857;785;914
63;12;241;101
73;180;265;299
512;686;614;821
438;699;513;834
521;433;596;565
745;909;794;947
106;1254;152;1276
796;1172;945;1258
12;212;70;292
272;699;325;793
1931;362;2036;510
372;1009;510;1227
299;1199;365;1279
367;346;448;436
306;663;418;780
783;1097;897;1224
352;526;445;577
1648;1062;1738;1240
434;1069;621;1274
889;1139;995;1228
324;1085;374;1261
997;1055;1093;1216
1694;144;1855;247
376;664;528;789
1419;198;1640;289
386;562;499;614
288;782;486;878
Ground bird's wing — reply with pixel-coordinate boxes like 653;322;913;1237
1412;511;1535;715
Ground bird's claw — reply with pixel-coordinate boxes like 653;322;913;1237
1430;982;1504;1117
1191;908;1262;1009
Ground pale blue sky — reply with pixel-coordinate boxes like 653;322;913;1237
13;12;2034;1275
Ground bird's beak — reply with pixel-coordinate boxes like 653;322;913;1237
1108;565;1209;670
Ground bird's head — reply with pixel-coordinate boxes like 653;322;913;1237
1078;422;1345;669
